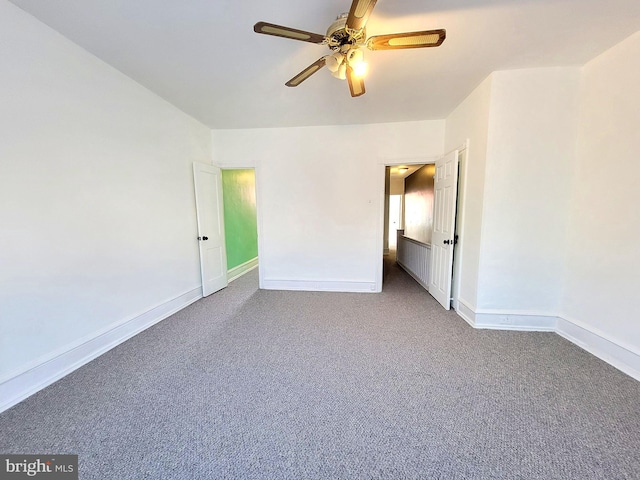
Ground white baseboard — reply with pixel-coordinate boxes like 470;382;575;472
0;288;202;413
474;313;557;331
262;278;378;293
456;300;557;331
227;257;258;283
455;299;477;328
455;300;639;381
556;316;640;382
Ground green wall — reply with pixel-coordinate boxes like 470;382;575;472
222;169;258;270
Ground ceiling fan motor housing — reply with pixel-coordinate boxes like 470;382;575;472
326;13;365;51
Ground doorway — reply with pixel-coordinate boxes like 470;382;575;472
382;163;429;283
193;166;260;298
379;149;464;310
221;168;259;282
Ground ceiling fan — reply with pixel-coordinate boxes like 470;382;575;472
254;0;446;97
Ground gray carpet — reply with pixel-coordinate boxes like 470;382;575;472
1;262;639;479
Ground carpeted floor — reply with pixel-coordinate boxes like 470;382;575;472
1;261;639;479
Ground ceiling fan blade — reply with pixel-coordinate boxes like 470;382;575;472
346;0;378;31
285;57;327;87
346;66;366;97
254;21;326;44
367;29;446;50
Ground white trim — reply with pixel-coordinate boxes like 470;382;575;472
557;314;640;357
377;154;441;166
396;236;431;292
451;144;469;312
262;278;378;293
454;301;556;331
454;303;639;381
445;142;468;156
255;162;266;291
473;313;557;331
455;298;477;328
227;257;258;282
473;307;560;317
0;288;202;413
396;261;430;291
375;163;386;293
557;316;640;382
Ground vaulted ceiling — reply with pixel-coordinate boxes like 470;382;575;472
9;0;640;129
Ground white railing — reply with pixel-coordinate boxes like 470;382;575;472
396;230;431;291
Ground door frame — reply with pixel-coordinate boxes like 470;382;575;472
375;140;468;304
375;156;437;292
451;147;468;311
218;165;264;288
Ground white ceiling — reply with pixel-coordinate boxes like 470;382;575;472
9;0;640;129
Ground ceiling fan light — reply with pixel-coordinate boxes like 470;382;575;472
352;61;367;77
346;48;363;64
326;52;344;73
346;48;367;78
332;63;347;80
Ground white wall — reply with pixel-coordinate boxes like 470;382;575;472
477;68;580;313
445;57;639;376
445;75;493;310
446;68;581;316
212;120;445;291
0;1;212;382
562;32;640;352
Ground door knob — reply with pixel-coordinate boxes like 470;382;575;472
202;236;209;241
444;239;451;245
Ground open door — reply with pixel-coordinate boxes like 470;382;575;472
193;163;228;297
429;150;459;309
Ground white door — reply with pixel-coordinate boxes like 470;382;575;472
193;163;228;296
429;150;459;309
